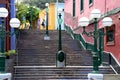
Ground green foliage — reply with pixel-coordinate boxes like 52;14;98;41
5;50;16;56
23;0;64;9
16;3;40;23
16;3;28;22
26;6;40;21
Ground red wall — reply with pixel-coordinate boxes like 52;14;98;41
104;13;120;63
64;0;120;28
64;0;120;64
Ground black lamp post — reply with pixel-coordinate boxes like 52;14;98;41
0;7;9;72
56;9;66;67
0;7;20;72
29;6;32;29
58;13;62;51
44;3;50;40
79;9;113;73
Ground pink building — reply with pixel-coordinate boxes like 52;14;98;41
64;0;120;73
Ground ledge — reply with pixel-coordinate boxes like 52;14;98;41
73;7;120;31
0;73;11;80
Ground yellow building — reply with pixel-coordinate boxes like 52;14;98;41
39;3;55;30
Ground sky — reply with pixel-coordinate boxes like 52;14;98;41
15;0;24;3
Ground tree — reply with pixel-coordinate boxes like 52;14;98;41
16;3;28;22
23;0;64;9
16;3;40;23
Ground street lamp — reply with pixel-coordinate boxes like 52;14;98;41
29;6;32;29
0;7;8;72
102;17;113;27
44;3;50;40
10;18;21;28
0;7;20;72
79;9;113;73
56;9;66;67
90;9;101;73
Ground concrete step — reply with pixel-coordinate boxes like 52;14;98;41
14;66;113;74
14;66;114;80
17;63;55;66
14;30;114;80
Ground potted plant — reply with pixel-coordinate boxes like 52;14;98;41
5;50;16;59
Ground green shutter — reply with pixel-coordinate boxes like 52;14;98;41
89;0;93;4
80;0;84;11
73;0;75;17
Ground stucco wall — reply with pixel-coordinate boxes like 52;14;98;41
64;0;120;64
104;12;120;63
39;3;55;30
64;0;120;28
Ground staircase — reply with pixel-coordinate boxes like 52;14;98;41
14;66;113;80
14;29;114;80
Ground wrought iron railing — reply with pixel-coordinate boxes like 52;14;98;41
64;24;94;51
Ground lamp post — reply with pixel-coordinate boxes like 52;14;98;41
10;18;21;28
90;9;101;73
29;5;32;29
0;7;8;72
79;9;113;73
0;7;20;72
10;18;21;39
44;3;50;40
58;10;63;51
56;9;66;67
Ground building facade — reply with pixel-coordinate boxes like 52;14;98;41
39;4;56;30
0;0;10;52
0;0;16;51
64;0;120;73
39;3;64;30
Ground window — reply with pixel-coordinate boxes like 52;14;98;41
72;0;75;17
80;0;84;11
89;0;93;5
106;25;115;45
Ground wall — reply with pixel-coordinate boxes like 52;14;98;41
39;3;55;30
64;0;120;28
0;0;11;51
39;9;46;30
64;0;120;64
10;0;16;50
48;3;55;30
104;12;120;64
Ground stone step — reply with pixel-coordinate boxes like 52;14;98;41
14;74;87;79
14;78;88;80
14;66;114;80
16;63;89;66
14;30;114;80
14;66;114;74
17;62;92;65
17;63;55;66
14;76;87;80
17;58;89;62
17;52;88;56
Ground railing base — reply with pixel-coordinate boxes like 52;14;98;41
0;73;11;80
